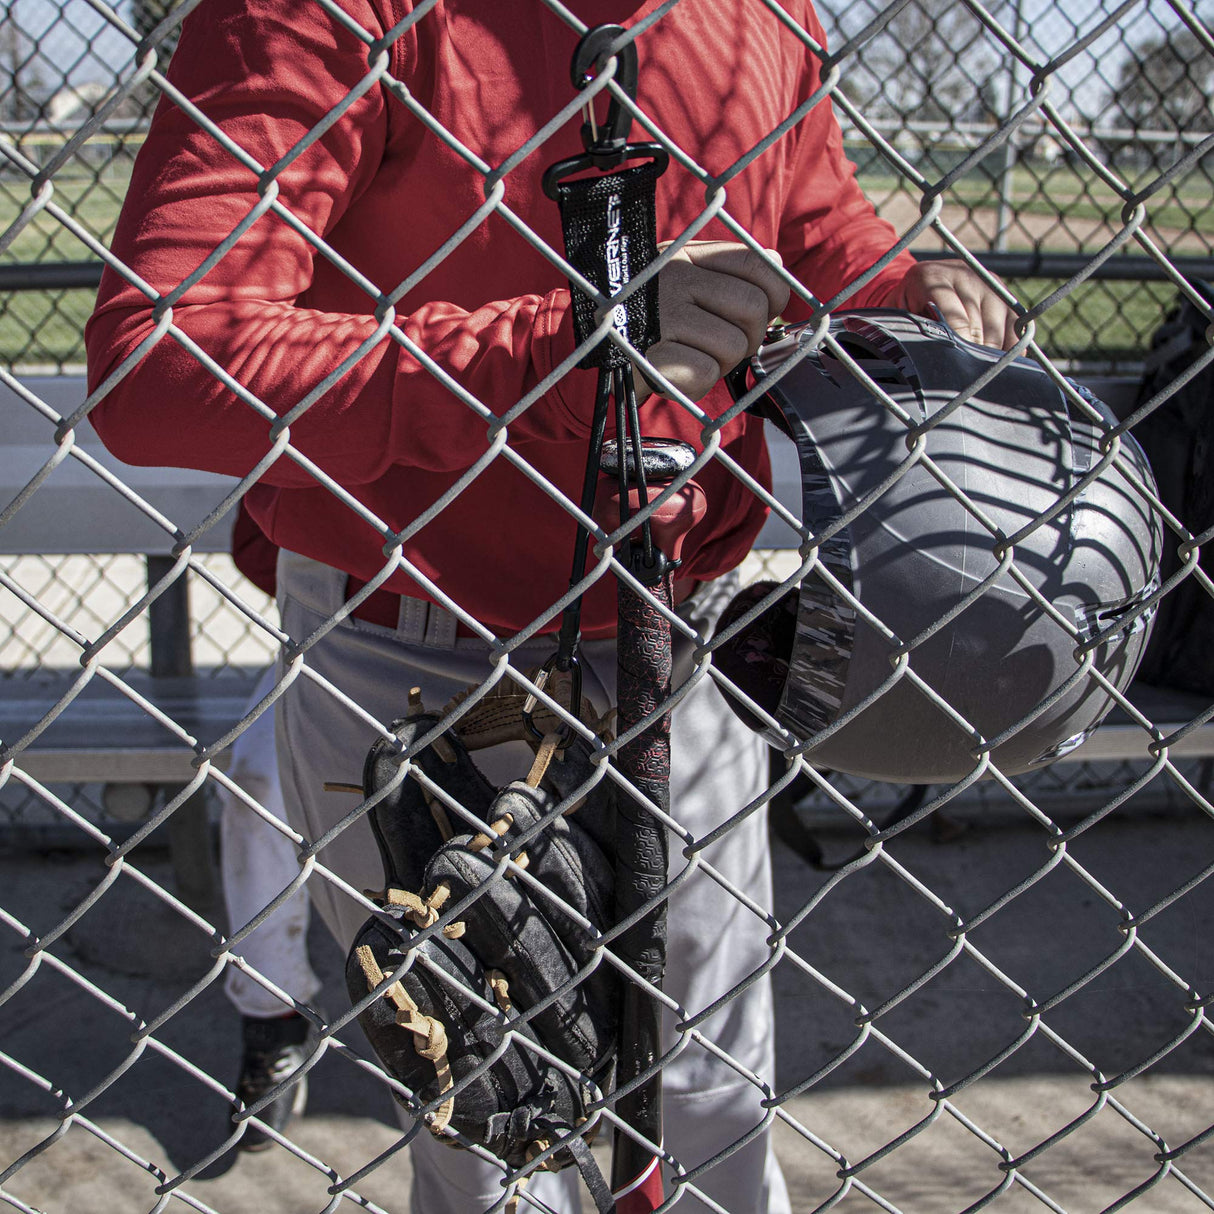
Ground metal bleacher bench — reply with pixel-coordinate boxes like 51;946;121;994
1;376;261;911
2;372;1213;893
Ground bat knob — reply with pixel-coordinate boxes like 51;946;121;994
596;439;707;569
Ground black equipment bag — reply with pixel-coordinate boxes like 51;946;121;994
1131;281;1214;695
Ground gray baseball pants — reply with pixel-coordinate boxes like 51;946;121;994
273;548;791;1214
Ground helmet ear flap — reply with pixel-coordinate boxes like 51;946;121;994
711;581;799;739
817;318;923;400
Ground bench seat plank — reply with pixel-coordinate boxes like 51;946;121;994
1;671;264;784
4;669;1213;787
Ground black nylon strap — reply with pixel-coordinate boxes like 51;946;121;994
553;160;662;369
569;1131;616;1213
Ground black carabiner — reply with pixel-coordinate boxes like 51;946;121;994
542;23;670;190
572;23;638;163
522;651;585;744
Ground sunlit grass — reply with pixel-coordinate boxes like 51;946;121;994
0;157;1205;372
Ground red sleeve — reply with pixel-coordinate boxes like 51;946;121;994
775;5;917;320
83;0;587;488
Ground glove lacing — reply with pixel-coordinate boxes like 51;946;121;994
353;944;455;1132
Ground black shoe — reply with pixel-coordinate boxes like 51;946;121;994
232;1013;312;1151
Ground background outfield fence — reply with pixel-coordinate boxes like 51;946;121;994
4;0;1214;371
2;0;1214;1212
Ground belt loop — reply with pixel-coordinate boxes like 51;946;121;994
398;596;429;643
423;602;458;648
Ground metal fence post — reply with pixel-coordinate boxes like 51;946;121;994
992;0;1027;254
146;553;219;918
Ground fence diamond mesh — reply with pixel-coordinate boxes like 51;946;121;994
2;0;1214;1212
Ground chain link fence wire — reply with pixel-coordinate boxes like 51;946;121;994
816;0;1214;370
2;0;1214;1211
1;553;276;678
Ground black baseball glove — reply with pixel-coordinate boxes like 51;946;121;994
346;687;619;1208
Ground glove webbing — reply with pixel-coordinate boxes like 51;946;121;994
441;675;615;753
354;944;455;1131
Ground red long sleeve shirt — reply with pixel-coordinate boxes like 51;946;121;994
85;0;915;637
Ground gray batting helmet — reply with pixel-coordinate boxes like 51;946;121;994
715;308;1162;783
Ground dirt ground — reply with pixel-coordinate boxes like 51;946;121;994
875;192;1212;261
3;801;1214;1213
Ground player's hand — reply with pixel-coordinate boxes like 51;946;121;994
638;241;790;403
887;259;1020;351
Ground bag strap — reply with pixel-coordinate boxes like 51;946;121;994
529;25;669;744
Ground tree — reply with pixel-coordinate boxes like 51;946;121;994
129;0;187;65
1106;23;1214;170
0;13;46;124
821;0;999;127
127;0;187;113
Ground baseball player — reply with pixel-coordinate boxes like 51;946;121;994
85;1;1016;1208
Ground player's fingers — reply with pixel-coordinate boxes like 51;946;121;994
933;282;1003;348
642;336;728;402
675;241;789;320
679;267;774;355
978;289;1017;351
929;288;977;343
1000;304;1022;352
655;255;780;370
960;293;991;346
645;303;759;398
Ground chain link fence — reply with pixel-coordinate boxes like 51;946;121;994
3;0;1214;1211
0;553;274;679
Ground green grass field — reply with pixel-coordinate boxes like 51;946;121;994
2;158;1207;372
2;169;132;265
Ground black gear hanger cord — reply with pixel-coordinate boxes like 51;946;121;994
542;24;687;1214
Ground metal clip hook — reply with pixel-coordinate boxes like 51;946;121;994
571;23;639;169
541;23;668;196
522;653;584;743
